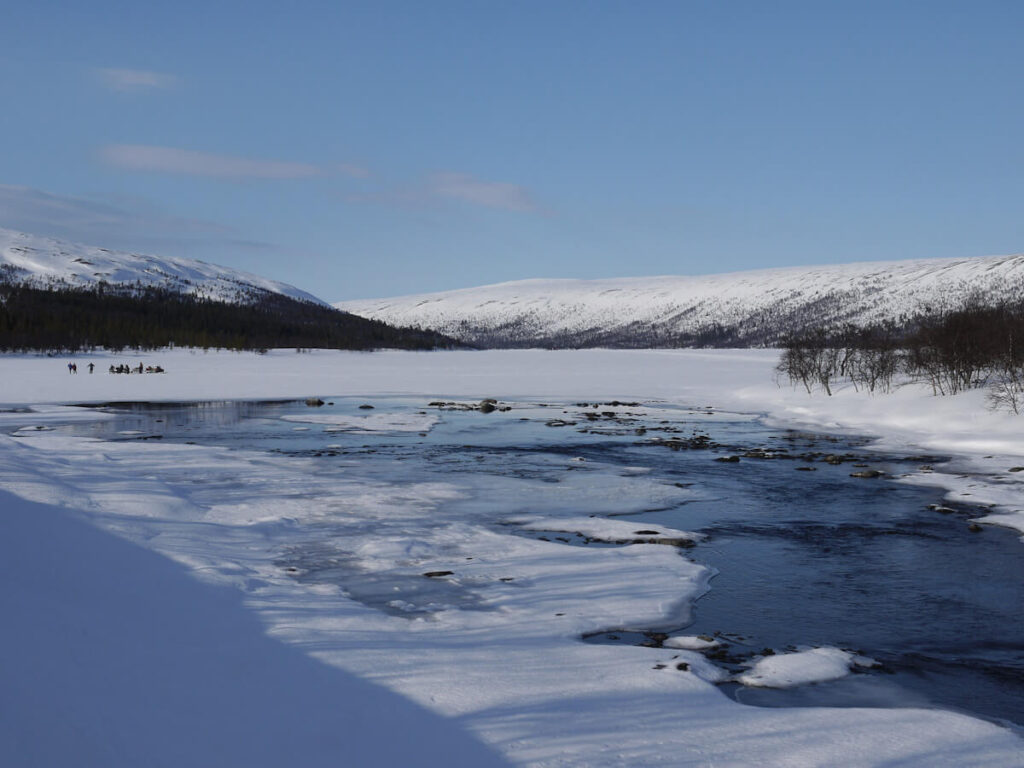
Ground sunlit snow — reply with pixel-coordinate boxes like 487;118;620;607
0;349;1022;767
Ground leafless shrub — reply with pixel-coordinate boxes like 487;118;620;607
987;376;1024;414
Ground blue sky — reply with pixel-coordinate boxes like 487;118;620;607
2;1;1023;301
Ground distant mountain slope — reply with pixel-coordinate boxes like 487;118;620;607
0;228;327;306
0;229;457;352
337;255;1024;348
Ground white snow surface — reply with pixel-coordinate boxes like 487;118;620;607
279;411;439;433
664;635;721;651
737;648;858;689
1;348;1024;767
336;254;1024;344
509;514;702;545
0;227;328;305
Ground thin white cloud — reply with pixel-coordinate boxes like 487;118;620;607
428;172;537;213
96;68;179;92
338;163;371;179
100;144;323;179
0;184;270;253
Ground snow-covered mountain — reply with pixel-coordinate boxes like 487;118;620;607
337;255;1024;347
0;228;328;306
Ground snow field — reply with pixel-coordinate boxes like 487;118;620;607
1;349;1023;766
2;347;1021;537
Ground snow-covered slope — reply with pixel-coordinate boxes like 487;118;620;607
0;228;328;306
337;255;1024;347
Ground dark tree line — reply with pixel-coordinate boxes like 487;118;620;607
0;283;459;353
777;300;1024;411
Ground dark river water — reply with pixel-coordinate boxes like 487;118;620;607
33;397;1024;731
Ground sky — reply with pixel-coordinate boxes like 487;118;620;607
2;1;1023;302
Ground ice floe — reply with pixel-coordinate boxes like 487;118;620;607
280;411;439;433
736;647;876;689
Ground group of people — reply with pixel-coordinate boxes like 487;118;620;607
66;362;166;374
109;363;166;374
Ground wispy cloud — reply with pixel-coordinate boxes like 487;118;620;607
0;184;269;253
427;172;537;213
338;163;371;179
339;171;542;214
100;144;323;179
95;68;179;92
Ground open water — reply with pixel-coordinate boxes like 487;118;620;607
36;396;1024;730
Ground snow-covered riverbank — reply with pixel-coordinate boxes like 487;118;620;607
5;348;1022;538
1;348;1022;767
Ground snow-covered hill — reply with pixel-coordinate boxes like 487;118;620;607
0;228;327;306
337;255;1024;347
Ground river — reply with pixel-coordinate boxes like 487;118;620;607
39;395;1024;731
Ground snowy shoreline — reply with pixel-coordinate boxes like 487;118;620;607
1;348;1022;767
3;347;1022;538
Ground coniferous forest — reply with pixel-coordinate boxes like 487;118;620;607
0;283;458;352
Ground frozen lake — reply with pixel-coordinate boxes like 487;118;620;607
44;395;1024;731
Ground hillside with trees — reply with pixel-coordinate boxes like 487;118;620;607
0;283;457;352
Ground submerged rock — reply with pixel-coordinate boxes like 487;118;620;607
850;469;884;478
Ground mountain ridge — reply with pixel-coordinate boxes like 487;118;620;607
0;228;328;307
0;229;456;352
336;254;1024;348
